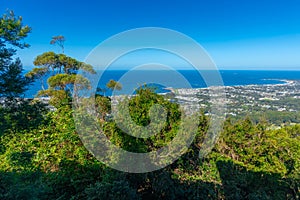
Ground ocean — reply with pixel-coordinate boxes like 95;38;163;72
24;70;300;98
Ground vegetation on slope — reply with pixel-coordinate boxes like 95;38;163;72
0;10;299;200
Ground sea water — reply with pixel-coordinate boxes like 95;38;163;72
24;70;300;98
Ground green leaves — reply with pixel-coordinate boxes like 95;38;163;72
0;10;31;48
0;58;32;98
26;67;48;79
102;88;181;153
30;51;96;108
106;79;122;91
216;119;300;176
33;51;58;70
47;74;90;90
33;51;96;75
0;11;32;99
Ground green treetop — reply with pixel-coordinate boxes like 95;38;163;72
27;48;96;107
50;35;65;53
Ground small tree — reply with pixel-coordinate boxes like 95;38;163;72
96;80;122;97
50;35;65;53
106;79;122;91
28;51;96;107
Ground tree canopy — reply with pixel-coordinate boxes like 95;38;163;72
27;49;96;107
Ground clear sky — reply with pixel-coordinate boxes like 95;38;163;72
1;0;300;70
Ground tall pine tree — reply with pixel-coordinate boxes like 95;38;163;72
0;11;46;134
0;10;31;100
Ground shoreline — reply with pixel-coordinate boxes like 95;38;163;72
163;79;298;94
22;79;299;99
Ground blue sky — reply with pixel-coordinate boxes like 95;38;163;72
1;0;300;70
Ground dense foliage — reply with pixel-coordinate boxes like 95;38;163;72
0;89;299;199
26;51;96;108
0;10;31;98
0;11;299;200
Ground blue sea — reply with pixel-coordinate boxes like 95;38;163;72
25;70;300;98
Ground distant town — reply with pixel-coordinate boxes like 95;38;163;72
172;80;300;125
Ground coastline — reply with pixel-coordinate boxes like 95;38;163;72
23;79;299;99
163;79;298;95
